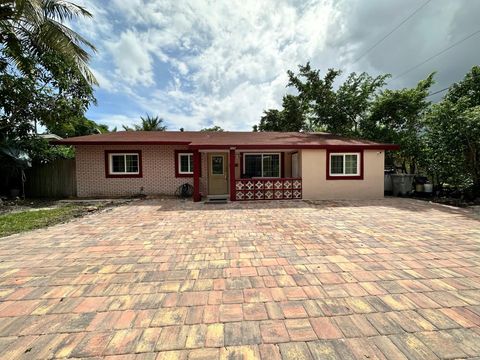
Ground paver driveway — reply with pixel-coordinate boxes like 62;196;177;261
0;198;479;359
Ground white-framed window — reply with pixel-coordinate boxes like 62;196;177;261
178;152;194;174
243;153;281;178
329;153;360;176
109;153;140;175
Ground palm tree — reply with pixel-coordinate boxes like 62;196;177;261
0;0;97;84
123;115;167;131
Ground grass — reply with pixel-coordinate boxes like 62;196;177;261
0;205;85;238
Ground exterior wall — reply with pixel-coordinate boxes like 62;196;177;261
76;145;207;197
284;152;292;178
301;149;384;200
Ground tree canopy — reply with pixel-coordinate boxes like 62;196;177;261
0;0;97;84
286;63;389;135
254;63;480;193
0;0;100;171
362;73;435;173
123;115;167;131
256;95;305;132
200;125;224;132
423;67;480;192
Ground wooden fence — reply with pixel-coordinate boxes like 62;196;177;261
25;159;77;198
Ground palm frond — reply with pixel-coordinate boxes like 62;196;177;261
1;0;97;84
31;18;97;83
43;0;92;22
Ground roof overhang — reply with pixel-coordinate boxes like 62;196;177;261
52;140;399;151
51;140;191;146
189;144;400;150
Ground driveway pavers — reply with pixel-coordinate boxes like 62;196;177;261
0;198;479;359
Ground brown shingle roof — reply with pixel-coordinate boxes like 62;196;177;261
53;131;398;149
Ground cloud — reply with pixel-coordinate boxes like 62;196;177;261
91;68;114;92
99;0;338;130
88;114;140;130
79;0;480;130
331;0;480;92
105;30;154;86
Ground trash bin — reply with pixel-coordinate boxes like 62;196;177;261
384;173;393;194
391;174;415;196
423;183;433;193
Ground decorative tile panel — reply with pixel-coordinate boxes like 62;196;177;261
234;178;301;201
255;181;264;189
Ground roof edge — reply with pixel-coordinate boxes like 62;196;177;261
51;140;192;146
52;140;399;150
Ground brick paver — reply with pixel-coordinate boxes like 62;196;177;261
0;198;479;359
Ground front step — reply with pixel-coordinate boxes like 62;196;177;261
204;196;229;204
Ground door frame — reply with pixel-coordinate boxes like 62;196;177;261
207;152;229;196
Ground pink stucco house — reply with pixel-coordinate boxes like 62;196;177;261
55;131;398;201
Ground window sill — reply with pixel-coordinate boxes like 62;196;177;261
326;174;363;180
106;173;143;178
175;173;194;178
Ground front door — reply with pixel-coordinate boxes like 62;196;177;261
208;153;228;195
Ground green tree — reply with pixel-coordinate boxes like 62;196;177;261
257;95;305;131
46;116;109;137
445;66;480;107
423;66;480;192
0;0;99;169
0;0;97;84
286;63;388;135
201;125;224;131
1;52;97;142
258;109;284;131
123;115;167;131
362;74;435;173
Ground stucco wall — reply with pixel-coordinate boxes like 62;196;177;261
76;145;207;197
284;152;292;178
301;149;384;200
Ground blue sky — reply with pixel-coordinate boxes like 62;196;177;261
74;0;480;131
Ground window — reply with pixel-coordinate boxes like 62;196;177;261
178;153;193;174
175;151;199;177
243;153;280;178
105;151;142;177
211;155;224;175
329;153;360;176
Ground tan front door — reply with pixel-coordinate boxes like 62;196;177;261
208;153;228;195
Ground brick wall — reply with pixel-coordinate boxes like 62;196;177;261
76;145;207;197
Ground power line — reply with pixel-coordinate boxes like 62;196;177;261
393;29;480;80
426;86;449;97
352;0;432;64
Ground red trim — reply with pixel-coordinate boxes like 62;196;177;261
55;140;191;146
104;150;143;178
326;149;364;180
229;149;236;201
239;152;244;177
281;152;285;178
193;150;201;202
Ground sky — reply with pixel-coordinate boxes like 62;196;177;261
73;0;480;131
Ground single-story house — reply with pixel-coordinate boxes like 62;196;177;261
54;131;398;201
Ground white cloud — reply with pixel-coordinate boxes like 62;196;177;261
91;68;114;92
94;0;338;129
105;30;154;86
80;0;480;130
